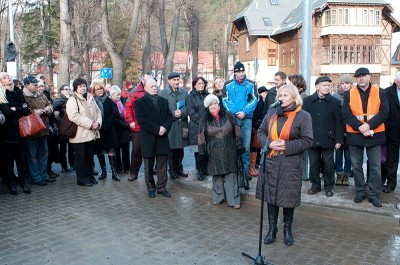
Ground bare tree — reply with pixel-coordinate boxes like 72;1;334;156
141;0;156;74
59;0;71;87
100;0;141;88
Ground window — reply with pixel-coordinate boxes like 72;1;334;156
323;46;329;64
263;17;272;26
331;10;337;25
375;47;380;63
246;36;250;52
344;9;349;25
369;10;374;25
363;9;368;25
325;10;331;25
338;46;342;63
375;10;381;26
350;46;355;63
268;49;277;66
344;46;348;63
270;0;278;5
338;9;343;25
368;46;373;63
331;46;336;63
290;47;295;65
362;46;367;63
356;46;361;63
282;48;287;66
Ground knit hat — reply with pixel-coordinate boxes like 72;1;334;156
204;94;220;108
340;74;353;84
234;61;245;73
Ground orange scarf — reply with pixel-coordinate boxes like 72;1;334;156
267;105;301;157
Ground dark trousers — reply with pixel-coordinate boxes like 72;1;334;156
3;142;27;185
168;148;185;175
144;155;167;192
73;141;94;184
60;139;74;169
115;142;130;172
382;143;399;189
308;147;335;191
349;145;382;197
130;131;143;176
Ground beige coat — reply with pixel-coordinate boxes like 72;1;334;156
66;92;102;144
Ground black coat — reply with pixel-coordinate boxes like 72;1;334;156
343;84;388;147
303;92;343;149
115;116;131;145
265;87;277;108
0;88;31;143
95;97;119;152
252;97;268;129
187;89;208;145
384;83;400;145
135;93;173;157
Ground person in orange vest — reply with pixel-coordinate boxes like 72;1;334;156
343;67;389;207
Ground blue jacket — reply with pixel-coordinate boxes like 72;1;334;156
222;75;258;118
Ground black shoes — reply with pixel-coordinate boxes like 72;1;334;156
170;173;179;180
32;181;47;186
325;191;334;197
157;189;171;197
21;183;31;194
382;186;395;193
90;177;98;184
148;190;156;198
307;187;321;195
368;196;382;207
9;183;18;195
46;177;56;183
353;193;366;203
77;181;93;187
178;172;188;178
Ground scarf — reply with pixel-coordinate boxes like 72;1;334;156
112;97;125;119
94;94;106;118
267;105;301;158
210;104;220;122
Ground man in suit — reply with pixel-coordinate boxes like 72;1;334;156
135;78;173;198
382;71;400;193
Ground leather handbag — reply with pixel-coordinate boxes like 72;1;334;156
59;96;79;138
18;112;47;138
251;128;261;149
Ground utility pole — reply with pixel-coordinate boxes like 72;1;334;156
40;0;48;77
7;0;17;79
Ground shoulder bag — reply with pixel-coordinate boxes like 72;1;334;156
59;96;79;138
18;111;47;138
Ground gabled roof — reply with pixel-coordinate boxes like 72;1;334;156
391;45;400;65
234;0;399;37
233;0;302;36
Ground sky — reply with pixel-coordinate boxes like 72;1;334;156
389;0;400;56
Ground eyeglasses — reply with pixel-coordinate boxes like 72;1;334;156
94;88;103;91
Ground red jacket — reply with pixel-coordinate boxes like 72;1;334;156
124;82;145;132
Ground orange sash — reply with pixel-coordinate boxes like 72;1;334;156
267;105;301;158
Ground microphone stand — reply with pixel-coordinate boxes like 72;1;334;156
242;108;277;265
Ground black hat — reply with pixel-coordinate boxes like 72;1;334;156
234;61;245;73
23;75;39;85
354;67;370;77
168;72;180;80
258;86;268;94
315;76;332;85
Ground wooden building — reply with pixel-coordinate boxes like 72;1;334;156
231;0;400;92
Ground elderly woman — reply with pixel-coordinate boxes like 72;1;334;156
109;85;131;174
92;82;120;181
187;76;209;181
0;73;31;194
256;84;313;246
53;84;74;171
66;78;102;186
198;94;244;209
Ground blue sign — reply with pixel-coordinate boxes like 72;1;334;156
100;68;112;79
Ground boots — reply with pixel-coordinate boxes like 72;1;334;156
341;173;350;186
9;178;18;195
264;204;279;245
194;152;205;181
98;165;107;180
335;172;343;186
248;152;259;177
109;155;120;181
19;177;31;194
283;208;294;246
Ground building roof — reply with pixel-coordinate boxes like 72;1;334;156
391;45;400;65
234;0;399;37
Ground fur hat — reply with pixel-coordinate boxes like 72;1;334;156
204;94;220;108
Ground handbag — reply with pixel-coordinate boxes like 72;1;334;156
18;112;47;138
59;96;79;138
251;128;261;149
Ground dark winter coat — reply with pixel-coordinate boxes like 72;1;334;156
252;97;269;129
0;87;31;143
302;92;343;148
343;84;388;147
198;108;244;176
115;115;131;145
158;86;189;149
52;95;68;119
94;97;119;152
265;86;278;108
187;89;208;145
255;107;313;208
134;93;173;158
384;83;400;145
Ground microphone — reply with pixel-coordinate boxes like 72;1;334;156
269;100;282;109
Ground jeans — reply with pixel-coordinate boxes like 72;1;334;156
334;144;351;174
235;117;252;173
26;136;49;183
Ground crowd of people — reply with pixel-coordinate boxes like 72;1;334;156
1;64;400;247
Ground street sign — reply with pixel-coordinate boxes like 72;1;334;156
100;68;112;79
187;51;193;71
